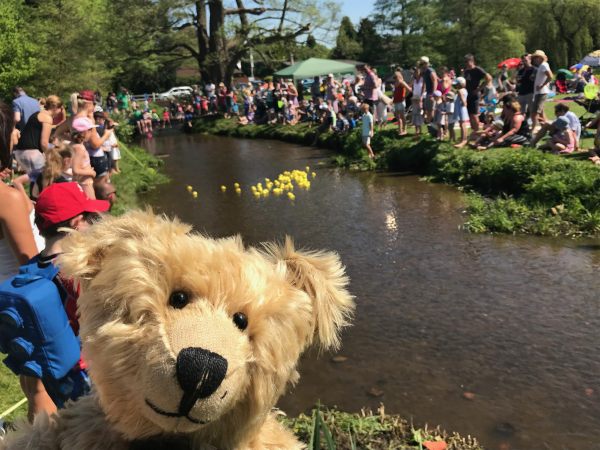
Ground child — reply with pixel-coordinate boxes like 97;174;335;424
162;108;171;128
432;91;446;140
539;116;575;154
336;112;349;133
27;182;110;418
393;71;411;136
30;144;73;199
474;120;504;150
361;103;375;158
453;77;470;148
71;117;97;199
445;91;456;142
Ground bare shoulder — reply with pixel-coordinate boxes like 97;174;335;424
0;184;24;216
38;110;53;124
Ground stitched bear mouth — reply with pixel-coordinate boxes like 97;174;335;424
145;398;208;424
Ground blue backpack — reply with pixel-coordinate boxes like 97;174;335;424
0;258;89;407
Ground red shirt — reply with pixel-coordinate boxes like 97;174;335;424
393;84;406;103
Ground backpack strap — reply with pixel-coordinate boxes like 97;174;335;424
12;258;60;288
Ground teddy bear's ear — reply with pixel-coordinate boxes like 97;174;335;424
264;237;355;351
59;210;190;283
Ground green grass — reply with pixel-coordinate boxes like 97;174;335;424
283;405;483;449
0;364;25;421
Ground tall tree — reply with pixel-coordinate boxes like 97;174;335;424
331;16;362;60
357;18;384;65
109;0;340;86
0;0;38;98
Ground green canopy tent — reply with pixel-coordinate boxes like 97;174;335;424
274;58;357;81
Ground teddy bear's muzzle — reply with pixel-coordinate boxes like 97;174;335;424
145;347;229;424
176;347;228;415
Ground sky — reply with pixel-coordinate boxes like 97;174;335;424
339;0;376;25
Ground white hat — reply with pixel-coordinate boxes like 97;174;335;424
418;56;430;65
532;50;547;60
455;77;466;86
327;73;334;78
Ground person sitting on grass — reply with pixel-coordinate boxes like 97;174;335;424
473;120;504;150
361;103;375;159
479;100;529;149
538;116;575;154
588;115;600;165
336;112;350;133
530;103;581;150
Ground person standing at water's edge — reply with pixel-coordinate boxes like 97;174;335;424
12;87;40;132
462;54;491;139
361;103;375;159
531;49;553;133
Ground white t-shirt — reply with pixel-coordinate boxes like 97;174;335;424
534;62;552;95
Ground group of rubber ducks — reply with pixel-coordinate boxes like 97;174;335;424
185;167;317;202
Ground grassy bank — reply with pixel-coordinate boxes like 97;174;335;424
284;406;482;450
192;117;600;237
109;141;169;215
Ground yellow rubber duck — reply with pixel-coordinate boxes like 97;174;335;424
192;191;198;198
186;185;193;192
312;172;316;178
287;192;295;200
220;185;227;192
235;188;242;195
234;182;240;188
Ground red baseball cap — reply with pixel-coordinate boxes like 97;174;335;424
35;183;110;230
78;90;95;102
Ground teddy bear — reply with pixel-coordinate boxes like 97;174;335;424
3;210;354;449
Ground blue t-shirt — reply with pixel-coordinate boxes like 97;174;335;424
12;94;41;131
362;112;373;136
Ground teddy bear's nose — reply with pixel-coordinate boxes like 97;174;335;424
176;347;228;398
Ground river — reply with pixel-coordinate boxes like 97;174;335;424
142;132;600;449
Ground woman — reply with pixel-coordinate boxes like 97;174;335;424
0;101;55;422
15;95;63;154
411;68;425;138
483;100;529;149
12;96;64;193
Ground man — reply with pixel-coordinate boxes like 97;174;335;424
531;49;553;133
516;54;535;118
463;54;491;135
12;87;40;131
357;64;380;109
310;76;321;101
419;56;438;123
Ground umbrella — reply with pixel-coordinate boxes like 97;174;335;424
556;69;575;79
497;58;521;69
570;63;584;72
579;50;600;68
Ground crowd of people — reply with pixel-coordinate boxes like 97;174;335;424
1;87;117;422
1;49;600;426
193;51;599;161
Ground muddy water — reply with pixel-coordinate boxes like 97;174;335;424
143;133;600;449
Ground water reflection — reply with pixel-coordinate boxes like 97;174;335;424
144;133;600;450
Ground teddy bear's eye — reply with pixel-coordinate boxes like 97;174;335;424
169;291;190;309
233;312;248;331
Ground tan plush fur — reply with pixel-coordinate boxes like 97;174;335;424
2;211;354;449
